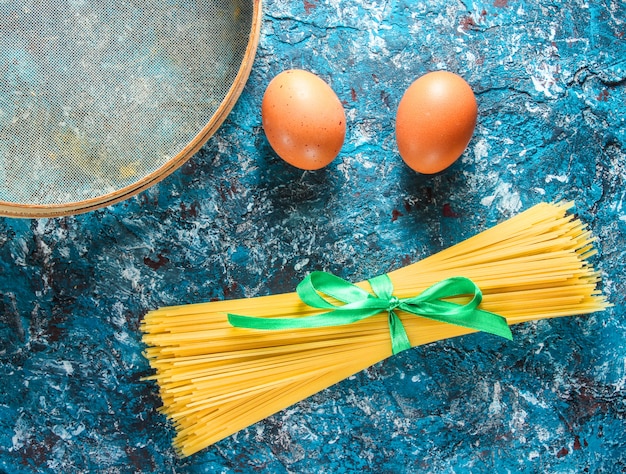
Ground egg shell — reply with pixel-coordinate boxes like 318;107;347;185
261;69;346;170
395;71;478;174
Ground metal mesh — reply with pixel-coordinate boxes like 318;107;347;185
0;0;253;206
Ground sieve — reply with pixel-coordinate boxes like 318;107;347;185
0;0;261;218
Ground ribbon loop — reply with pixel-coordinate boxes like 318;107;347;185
228;271;512;355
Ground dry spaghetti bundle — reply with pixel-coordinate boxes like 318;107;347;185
141;202;609;457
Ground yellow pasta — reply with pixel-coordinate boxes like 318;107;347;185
141;201;609;457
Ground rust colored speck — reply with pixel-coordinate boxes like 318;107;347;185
442;203;460;217
556;447;569;458
223;281;240;298
597;89;609;101
460;16;476;31
303;0;317;14
391;209;403;222
180;201;200;218
144;254;170;270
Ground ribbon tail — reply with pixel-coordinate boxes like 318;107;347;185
388;310;412;355
438;302;512;340
468;308;513;340
401;301;513;341
228;307;385;331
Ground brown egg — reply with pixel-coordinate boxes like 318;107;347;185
395;71;478;174
261;69;346;170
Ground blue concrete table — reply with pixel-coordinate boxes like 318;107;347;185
1;0;625;472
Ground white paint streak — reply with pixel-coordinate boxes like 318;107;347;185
519;390;549;408
111;301;126;327
481;182;522;213
613;357;626;392
531;63;564;98
545;174;569;183
536;426;551;442
60;360;74;376
481;195;496;207
473;137;489;161
294;258;309;272
488;381;502;415
11;414;28;451
121;265;142;289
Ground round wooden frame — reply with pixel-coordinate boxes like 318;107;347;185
0;0;262;218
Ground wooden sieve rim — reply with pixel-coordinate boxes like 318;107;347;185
0;0;263;219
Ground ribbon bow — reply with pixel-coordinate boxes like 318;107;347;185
228;272;512;355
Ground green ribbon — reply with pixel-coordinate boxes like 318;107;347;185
228;271;512;355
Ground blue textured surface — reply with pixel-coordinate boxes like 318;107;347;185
1;0;625;472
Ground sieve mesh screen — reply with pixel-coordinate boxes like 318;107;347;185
0;0;256;208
